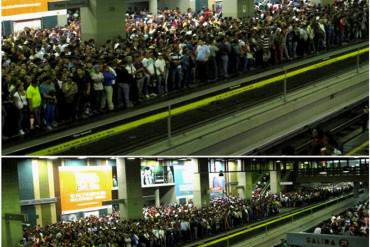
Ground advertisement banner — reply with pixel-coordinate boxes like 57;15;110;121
141;161;175;187
58;166;113;214
173;162;194;198
209;161;225;194
2;0;48;16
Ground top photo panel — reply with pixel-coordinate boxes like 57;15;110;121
2;0;368;156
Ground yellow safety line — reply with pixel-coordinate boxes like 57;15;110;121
198;194;352;246
29;48;369;155
346;140;369;155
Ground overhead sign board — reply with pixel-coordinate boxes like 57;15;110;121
48;0;88;11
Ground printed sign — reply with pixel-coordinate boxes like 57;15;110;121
2;0;48;16
59;166;112;213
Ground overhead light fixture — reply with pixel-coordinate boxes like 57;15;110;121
78;156;87;159
127;158;136;160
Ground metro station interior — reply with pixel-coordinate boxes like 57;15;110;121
2;157;369;246
1;0;369;247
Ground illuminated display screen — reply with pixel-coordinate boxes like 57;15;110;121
209;160;225;194
141;161;175;187
58;166;113;213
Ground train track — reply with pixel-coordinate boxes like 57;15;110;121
251;100;368;155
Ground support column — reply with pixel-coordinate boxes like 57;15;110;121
80;0;126;46
237;164;256;200
222;0;254;18
149;0;158;15
155;188;160;207
117;158;143;220
353;182;360;198
193;158;210;208
2;160;23;247
270;171;281;194
227;160;238;196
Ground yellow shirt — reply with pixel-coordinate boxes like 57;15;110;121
26;84;41;109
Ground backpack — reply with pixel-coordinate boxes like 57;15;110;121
62;81;78;99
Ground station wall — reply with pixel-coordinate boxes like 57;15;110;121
2;160;23;247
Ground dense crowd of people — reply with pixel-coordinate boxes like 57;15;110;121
20;183;353;246
313;201;369;237
2;0;368;138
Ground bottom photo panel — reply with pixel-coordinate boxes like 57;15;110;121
2;157;369;247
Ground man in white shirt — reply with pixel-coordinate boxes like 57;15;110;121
314;226;322;234
155;52;167;95
142;50;157;97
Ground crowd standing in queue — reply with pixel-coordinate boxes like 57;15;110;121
2;0;368;144
20;184;353;246
313;201;368;237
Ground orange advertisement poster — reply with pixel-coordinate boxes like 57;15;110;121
58;166;113;213
2;0;48;16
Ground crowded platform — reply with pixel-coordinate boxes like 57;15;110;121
2;0;368;138
20;183;353;246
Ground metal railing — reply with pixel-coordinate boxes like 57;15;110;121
297;166;369;177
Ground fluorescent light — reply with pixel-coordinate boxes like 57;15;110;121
127;158;136;160
78;156;87;159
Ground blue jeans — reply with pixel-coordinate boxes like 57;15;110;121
44;103;55;126
170;67;182;90
118;83;130;107
221;55;229;78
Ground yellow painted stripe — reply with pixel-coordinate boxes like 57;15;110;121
2;3;42;9
32;160;40;199
29;48;369;155
32;160;43;226
346;140;369;155
199;194;352;246
47;161;57;223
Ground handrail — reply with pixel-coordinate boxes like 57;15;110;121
197;193;354;246
27;47;369;155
